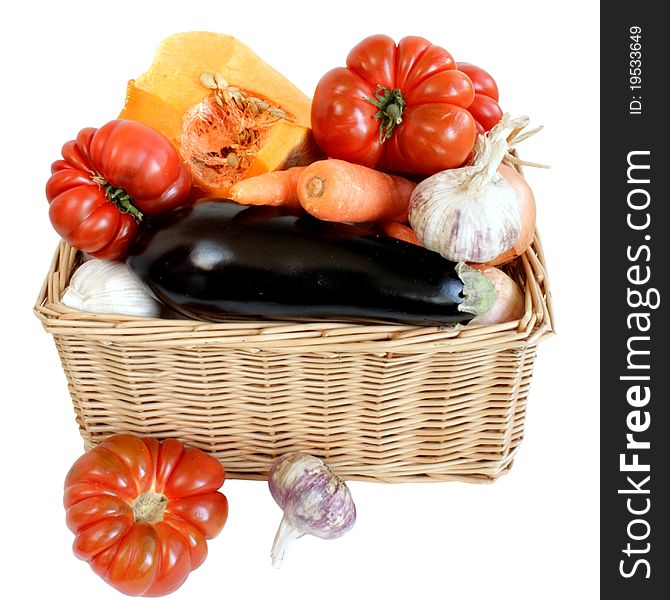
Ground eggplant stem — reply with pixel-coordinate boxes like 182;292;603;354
456;262;496;316
271;515;304;569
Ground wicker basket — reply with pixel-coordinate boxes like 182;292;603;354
35;231;554;483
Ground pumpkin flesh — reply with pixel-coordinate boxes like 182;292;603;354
120;32;319;196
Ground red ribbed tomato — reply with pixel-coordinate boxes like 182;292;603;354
457;62;503;133
46;119;192;260
311;34;478;175
64;434;228;597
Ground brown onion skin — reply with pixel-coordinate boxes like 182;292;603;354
478;164;536;266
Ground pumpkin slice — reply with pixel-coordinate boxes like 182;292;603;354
119;31;320;196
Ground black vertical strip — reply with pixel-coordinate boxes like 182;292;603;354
601;5;669;598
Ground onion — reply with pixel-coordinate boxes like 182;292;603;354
483;163;536;266
470;265;525;325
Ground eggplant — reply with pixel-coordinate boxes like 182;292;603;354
127;201;495;325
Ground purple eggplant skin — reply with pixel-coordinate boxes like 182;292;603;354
126;200;474;325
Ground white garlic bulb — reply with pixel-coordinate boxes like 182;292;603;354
62;259;161;317
409;114;529;263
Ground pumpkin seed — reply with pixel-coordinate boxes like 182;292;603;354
214;72;228;89
268;108;287;119
228;87;243;100
226;153;239;168
249;97;270;112
200;72;217;90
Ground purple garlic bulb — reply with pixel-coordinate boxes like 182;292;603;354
268;452;357;568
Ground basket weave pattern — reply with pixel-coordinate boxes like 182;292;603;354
35;233;553;483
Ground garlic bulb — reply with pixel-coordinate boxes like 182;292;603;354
62;259;161;317
268;453;356;568
409;114;531;263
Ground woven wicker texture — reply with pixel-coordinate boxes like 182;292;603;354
35;228;553;482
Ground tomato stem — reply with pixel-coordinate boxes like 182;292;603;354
365;85;406;143
92;174;143;222
131;491;168;524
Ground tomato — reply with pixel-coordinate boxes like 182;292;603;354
46;120;192;260
311;35;478;175
457;62;503;133
64;434;228;597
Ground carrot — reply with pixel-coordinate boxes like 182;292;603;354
229;166;306;208
379;222;421;246
296;159;416;223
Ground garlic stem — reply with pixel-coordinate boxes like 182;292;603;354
468;114;530;194
507;124;543;146
271;515;304;569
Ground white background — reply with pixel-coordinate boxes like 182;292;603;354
1;1;599;598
